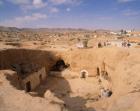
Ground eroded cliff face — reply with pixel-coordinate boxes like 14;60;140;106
0;48;140;111
0;49;60;72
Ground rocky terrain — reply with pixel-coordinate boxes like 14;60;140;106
0;26;140;111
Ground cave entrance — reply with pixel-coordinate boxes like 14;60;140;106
51;59;69;71
25;81;31;92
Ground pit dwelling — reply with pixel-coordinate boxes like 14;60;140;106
0;48;140;111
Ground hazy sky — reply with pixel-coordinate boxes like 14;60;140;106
0;0;140;30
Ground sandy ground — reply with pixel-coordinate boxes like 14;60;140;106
0;40;140;111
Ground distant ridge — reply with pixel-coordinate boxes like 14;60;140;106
0;26;92;32
0;26;21;32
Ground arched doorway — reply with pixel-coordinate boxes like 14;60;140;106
80;70;88;78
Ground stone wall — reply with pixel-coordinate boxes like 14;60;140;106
22;67;46;91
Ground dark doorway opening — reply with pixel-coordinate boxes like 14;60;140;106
98;42;102;48
81;72;86;78
97;67;100;76
80;70;88;79
26;81;31;92
39;74;42;83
